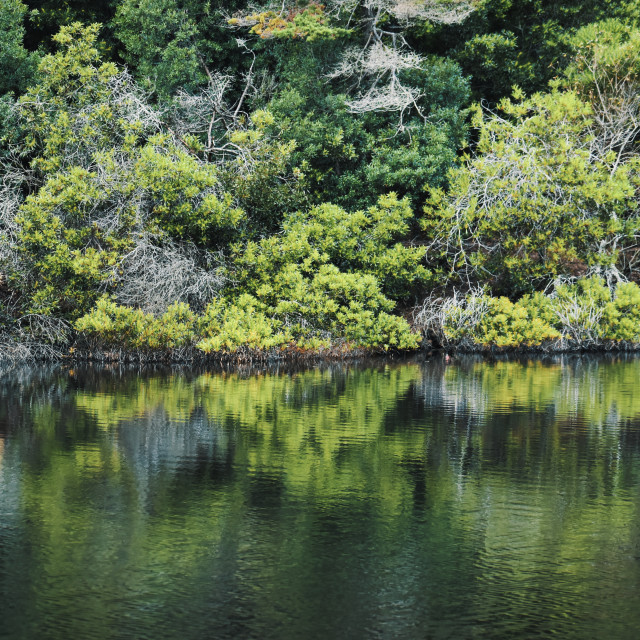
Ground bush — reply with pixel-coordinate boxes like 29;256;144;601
196;295;290;352
474;297;561;347
225;194;425;350
422;90;638;295
417;277;640;350
431;292;560;348
235;193;429;302
603;282;640;341
76;298;197;350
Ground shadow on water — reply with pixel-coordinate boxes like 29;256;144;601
2;354;640;639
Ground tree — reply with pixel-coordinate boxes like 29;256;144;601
24;0;118;52
563;20;640;174
232;0;476;123
10;24;244;317
422;89;640;295
228;0;472;212
113;0;247;97
419;0;631;101
0;0;38;95
261;38;470;210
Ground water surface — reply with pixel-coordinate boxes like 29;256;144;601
1;356;640;639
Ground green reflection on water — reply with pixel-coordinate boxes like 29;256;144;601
1;357;640;639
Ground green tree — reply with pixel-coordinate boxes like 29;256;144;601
266;45;470;210
113;0;247;97
422;89;639;294
11;24;243;317
0;0;38;95
418;0;631;101
24;0;118;52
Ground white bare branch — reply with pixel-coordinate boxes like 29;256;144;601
347;82;422;113
107;235;227;315
391;0;475;25
413;286;488;348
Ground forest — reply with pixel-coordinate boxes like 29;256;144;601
2;0;640;359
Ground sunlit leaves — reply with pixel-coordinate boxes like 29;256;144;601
422;89;639;294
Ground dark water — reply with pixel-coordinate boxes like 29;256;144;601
2;356;640;639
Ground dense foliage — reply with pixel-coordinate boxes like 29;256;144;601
416;277;640;349
2;1;640;358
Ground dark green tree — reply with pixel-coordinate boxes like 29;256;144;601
113;0;247;97
0;0;38;95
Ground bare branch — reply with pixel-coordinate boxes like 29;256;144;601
107;235;227;314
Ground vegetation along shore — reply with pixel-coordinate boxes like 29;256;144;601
2;0;640;362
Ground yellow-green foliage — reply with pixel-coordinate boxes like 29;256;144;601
14;140;243;316
227;194;424;350
230;4;350;41
279;194;430;300
76;279;420;354
133;137;244;242
196;295;290;352
423;89;638;295
77;297;287;353
603;282;640;340
440;277;640;348
564;19;640;96
76;298;197;350
234;193;428;299
274;264;419;349
71;194;424;353
475;297;561;347
443;294;560;347
554;276;640;342
519;291;559;326
19;23;121;173
11;24;244;319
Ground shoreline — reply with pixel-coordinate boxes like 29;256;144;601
5;337;640;366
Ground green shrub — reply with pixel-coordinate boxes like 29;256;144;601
440;293;560;347
226;194;424;350
196;295;290;352
422;90;638;295
433;277;640;349
12;24;244;319
235;193;429;302
76;298;196;350
475;297;561;347
603;282;640;341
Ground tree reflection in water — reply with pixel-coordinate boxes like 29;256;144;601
1;356;640;639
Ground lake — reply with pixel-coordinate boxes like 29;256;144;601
1;356;640;639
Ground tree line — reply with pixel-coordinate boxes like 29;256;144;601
2;0;640;359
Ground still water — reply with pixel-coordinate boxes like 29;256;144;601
1;356;640;639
